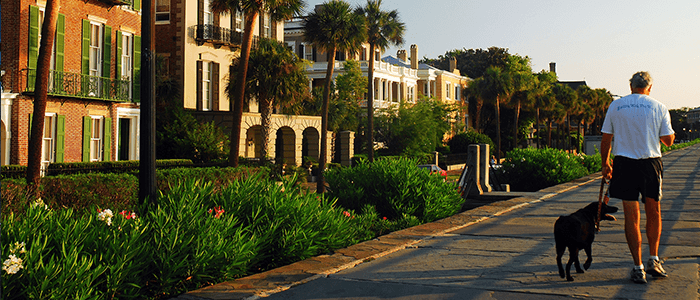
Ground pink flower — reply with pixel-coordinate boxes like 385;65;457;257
119;210;138;219
343;211;351;218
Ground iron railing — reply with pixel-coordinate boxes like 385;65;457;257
195;24;259;48
95;0;132;6
21;69;135;102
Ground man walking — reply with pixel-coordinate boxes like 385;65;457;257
600;71;675;284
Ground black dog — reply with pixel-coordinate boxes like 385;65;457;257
554;202;618;281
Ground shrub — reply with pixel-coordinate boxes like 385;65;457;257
40;173;139;212
325;158;463;224
0;165;26;179
497;147;590;192
447;130;496;155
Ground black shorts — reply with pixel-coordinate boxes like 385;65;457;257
609;156;663;202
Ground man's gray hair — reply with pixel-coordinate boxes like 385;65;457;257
630;71;653;89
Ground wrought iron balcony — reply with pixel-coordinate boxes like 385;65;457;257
21;69;135;103
195;24;259;48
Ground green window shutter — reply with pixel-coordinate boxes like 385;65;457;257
116;31;122;79
28;114;33;143
103;118;112;161
28;6;40;70
82;19;90;76
133;35;141;102
134;0;141;11
83;116;92;162
55;115;66;162
55;14;65;72
212;62;219;111
196;61;203;110
103;25;112;78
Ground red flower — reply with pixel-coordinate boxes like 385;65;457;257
343;211;351;218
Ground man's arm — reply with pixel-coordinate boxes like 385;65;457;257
660;134;674;147
601;133;613;180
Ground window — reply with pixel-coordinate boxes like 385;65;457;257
262;13;271;38
156;0;170;22
42;114;56;167
234;9;244;32
202;61;212;110
304;45;314;61
120;33;133;97
455;85;461;101
90;117;104;162
446;82;451;99
89;23;103;77
203;0;213;25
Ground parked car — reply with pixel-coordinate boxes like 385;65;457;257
417;164;448;181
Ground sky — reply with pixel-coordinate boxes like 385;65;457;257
303;0;700;110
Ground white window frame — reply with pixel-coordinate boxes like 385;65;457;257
202;61;213;111
89;22;104;78
121;32;134;97
262;13;271;37
446;82;451;99
203;0;213;25
234;9;244;32
117;107;141;161
455;85;461;101
41;113;57;168
90;116;104;162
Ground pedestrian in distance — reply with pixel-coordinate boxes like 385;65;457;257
600;71;675;284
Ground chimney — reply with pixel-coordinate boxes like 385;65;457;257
397;50;407;63
410;44;418;69
449;57;457;72
549;62;556;74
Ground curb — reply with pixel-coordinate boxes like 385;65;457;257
175;173;603;300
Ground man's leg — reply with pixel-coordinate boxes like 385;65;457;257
645;198;662;257
623;200;643;266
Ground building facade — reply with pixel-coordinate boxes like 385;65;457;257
156;1;333;166
1;0;142;169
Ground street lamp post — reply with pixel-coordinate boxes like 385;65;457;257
139;0;157;204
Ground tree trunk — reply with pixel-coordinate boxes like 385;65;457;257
259;93;271;160
513;100;520;149
366;43;375;162
495;97;501;161
228;12;258;167
536;108;541;149
317;47;336;193
547;119;552;148
26;0;60;197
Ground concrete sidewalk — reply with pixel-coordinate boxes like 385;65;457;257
177;144;700;300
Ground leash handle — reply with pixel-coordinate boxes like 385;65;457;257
595;177;607;232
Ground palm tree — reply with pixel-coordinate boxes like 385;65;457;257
304;0;367;192
27;0;61;194
531;70;557;149
481;66;513;160
210;0;304;167
504;55;533;149
465;77;485;133
355;0;405;162
552;83;579;152
228;38;310;160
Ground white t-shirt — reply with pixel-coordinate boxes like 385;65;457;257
601;93;674;159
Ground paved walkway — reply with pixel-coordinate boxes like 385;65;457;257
176;144;700;300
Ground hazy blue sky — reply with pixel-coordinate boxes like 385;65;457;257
304;0;699;110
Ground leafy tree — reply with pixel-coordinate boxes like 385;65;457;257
303;0;367;192
421;47;511;79
331;60;367;132
374;98;455;156
355;0;405;162
446;129;495;155
27;0;61;194
464;77;485;133
228;38;310;160
210;0;304;167
669;108;691;140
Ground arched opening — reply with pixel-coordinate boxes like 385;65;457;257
274;126;295;165
302;127;319;164
245;125;263;159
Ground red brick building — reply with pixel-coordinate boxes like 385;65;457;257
1;0;142;169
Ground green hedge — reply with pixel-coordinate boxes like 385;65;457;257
1;166;268;216
497;147;592;192
47;159;194;175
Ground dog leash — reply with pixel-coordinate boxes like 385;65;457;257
595;177;609;232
